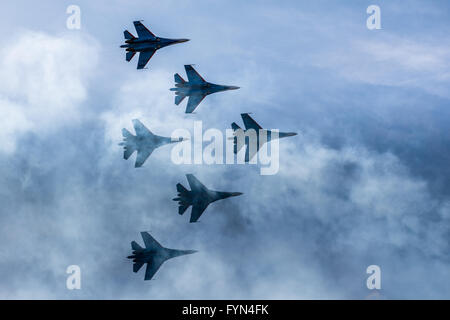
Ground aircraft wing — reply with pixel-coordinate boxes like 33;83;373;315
141;232;162;250
184;65;206;84
190;202;209;223
133;119;153;137
133;21;156;39
144;257;164;280
134;149;154;168
245;143;259;162
186;174;208;192
241;113;262;131
185;94;206;113
137;50;156;69
233;136;259;162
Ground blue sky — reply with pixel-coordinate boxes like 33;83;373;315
0;0;449;299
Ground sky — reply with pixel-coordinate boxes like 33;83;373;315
0;0;449;299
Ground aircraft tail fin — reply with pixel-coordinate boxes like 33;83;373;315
231;122;242;131
131;241;143;252
175;95;186;105
121;128;136;160
173;183;192;215
174;73;185;84
124;30;135;40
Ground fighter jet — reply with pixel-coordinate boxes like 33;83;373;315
173;174;243;223
128;232;197;281
231;113;297;162
119;119;185;168
170;65;240;113
120;21;189;69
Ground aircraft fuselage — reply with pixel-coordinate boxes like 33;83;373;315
192;189;242;208
132;134;173;150
170;83;240;96
239;129;297;144
128;247;196;263
121;37;188;52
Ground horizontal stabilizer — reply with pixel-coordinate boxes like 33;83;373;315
122;128;134;139
126;51;136;62
179;204;190;215
131;241;143;251
121;128;136;160
124;146;135;160
176;183;189;194
175;95;186;106
133;262;144;273
174;73;185;84
231;122;241;131
124;30;135;40
174;183;191;215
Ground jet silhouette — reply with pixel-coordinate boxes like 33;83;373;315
119;119;185;168
128;232;197;281
120;21;189;69
231;113;297;162
173;174;243;223
170;65;240;113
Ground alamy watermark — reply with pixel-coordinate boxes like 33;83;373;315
170;121;281;175
66;265;81;290
367;5;381;30
66;5;81;30
366;265;381;290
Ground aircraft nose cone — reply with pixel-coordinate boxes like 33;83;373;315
287;132;298;137
231;192;243;197
176;39;190;43
228;86;240;90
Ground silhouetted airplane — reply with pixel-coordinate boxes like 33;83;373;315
119;119;185;167
128;232;197;281
170;65;240;113
121;21;189;69
173;174;243;223
231;113;297;162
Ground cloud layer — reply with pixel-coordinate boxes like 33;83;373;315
0;31;99;154
0;0;450;299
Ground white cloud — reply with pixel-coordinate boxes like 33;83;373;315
102;69;192;142
0;31;99;154
271;135;448;256
314;35;450;97
1;0;450;299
